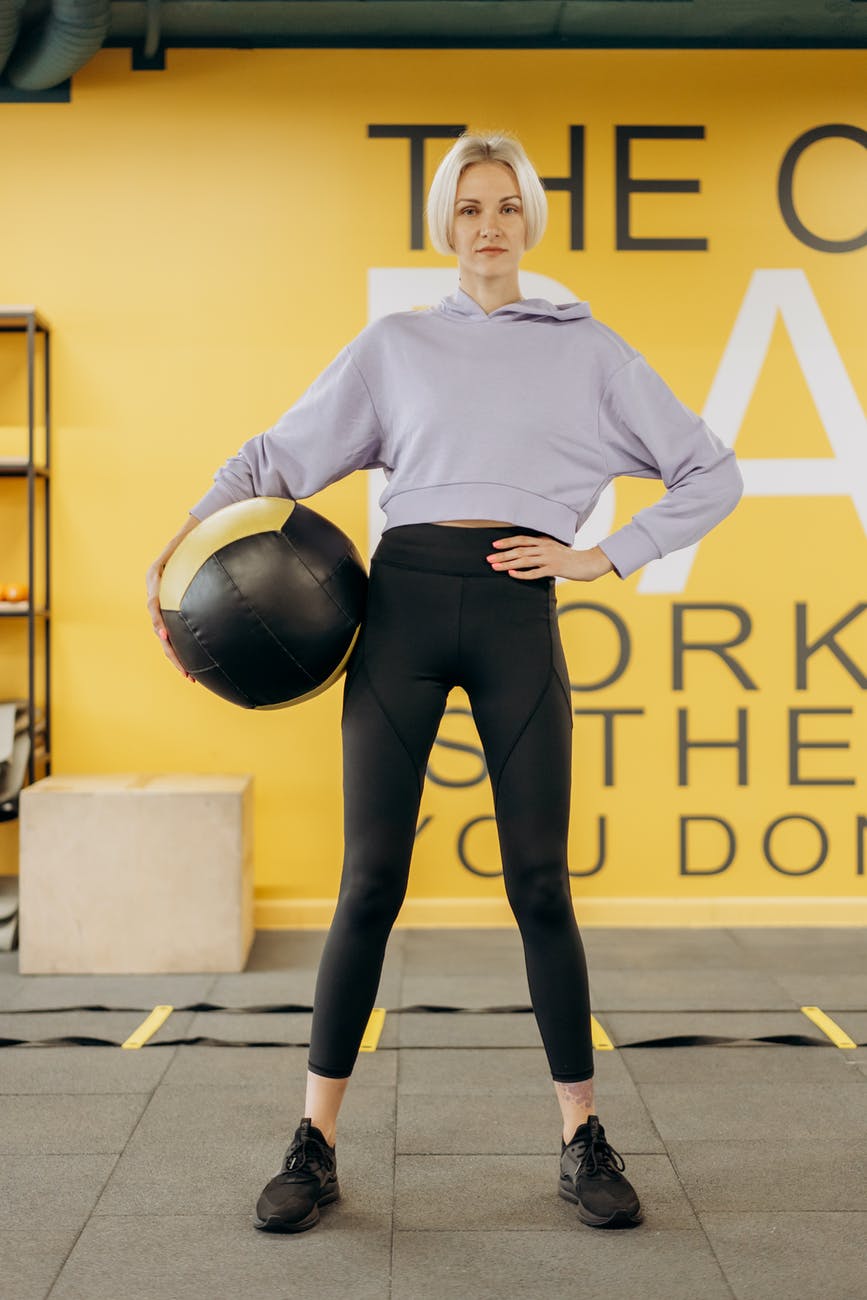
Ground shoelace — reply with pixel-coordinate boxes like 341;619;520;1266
282;1134;325;1177
570;1130;627;1180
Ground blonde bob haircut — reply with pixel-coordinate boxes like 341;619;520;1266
426;130;548;256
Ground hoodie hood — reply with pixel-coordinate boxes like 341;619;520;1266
437;284;592;323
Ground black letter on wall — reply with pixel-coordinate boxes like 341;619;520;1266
572;709;644;786
538;126;586;251
678;708;748;786
762;815;828;876
788;708;855;786
616;126;707;251
368;124;466;249
672;604;756;691
679;815;736;876
795;603;867;690
778;125;867;254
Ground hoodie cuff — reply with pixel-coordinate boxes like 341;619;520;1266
597;521;662;580
189;483;248;521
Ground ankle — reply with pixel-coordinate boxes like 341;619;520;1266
562;1114;592;1143
553;1078;595;1145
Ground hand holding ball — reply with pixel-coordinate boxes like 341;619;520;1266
158;498;368;709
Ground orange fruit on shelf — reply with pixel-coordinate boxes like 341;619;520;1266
2;582;29;603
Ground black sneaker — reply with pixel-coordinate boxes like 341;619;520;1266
253;1116;340;1232
559;1113;643;1228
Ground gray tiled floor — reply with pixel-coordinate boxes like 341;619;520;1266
0;926;865;1300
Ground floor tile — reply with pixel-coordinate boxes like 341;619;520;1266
184;1008;398;1049
6;973;218;1010
93;1081;396;1219
391;1228;732;1300
637;1079;867;1140
158;1043;396;1088
0;1045;175;1093
668;1138;867;1211
0;1228;80;1300
618;1043;856;1084
0;1093;150;1155
580;927;750;970
0;1154;117;1229
768;971;867;1009
0;1010;195;1048
398;972;535;1008
699;1212;867;1300
1;925;861;1300
49;1214;392;1300
396;1089;660;1155
397;1045;631;1094
397;1009;542;1049
394;1151;684;1230
586;967;792;1011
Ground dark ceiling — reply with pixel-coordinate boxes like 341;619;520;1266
104;1;867;49
2;1;865;99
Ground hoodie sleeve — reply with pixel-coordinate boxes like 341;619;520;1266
189;342;385;520
595;354;743;579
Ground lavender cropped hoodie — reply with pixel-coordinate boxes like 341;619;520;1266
190;285;743;579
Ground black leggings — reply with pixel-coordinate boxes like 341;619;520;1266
307;522;594;1084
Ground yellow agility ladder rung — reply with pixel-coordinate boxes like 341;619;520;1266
121;1004;174;1049
359;1007;386;1053
800;1006;857;1049
591;1014;615;1051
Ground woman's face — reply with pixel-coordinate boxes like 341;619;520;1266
451;161;526;282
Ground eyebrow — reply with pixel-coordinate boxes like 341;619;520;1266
455;195;523;204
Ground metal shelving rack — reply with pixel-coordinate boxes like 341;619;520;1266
0;306;51;798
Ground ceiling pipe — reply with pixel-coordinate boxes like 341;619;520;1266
143;0;160;59
0;0;24;77
1;1;864;93
3;0;111;91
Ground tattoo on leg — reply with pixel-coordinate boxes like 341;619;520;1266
554;1079;594;1108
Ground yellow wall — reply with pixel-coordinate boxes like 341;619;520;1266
1;48;865;924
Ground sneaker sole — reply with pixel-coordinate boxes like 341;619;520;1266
558;1179;643;1228
253;1182;340;1233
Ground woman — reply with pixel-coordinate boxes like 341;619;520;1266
146;130;743;1234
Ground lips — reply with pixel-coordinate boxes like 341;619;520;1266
478;248;506;254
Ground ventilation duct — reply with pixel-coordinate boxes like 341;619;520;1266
0;0;111;91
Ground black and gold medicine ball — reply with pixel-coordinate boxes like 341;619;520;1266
159;497;367;709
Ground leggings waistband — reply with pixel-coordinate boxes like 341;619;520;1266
372;522;554;579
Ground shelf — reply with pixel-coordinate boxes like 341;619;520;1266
0;460;49;478
0;304;52;788
0;307;50;332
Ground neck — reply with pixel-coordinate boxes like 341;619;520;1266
457;271;523;316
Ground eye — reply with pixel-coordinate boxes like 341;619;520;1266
457;205;521;216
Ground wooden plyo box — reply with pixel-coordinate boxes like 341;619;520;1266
18;774;253;974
